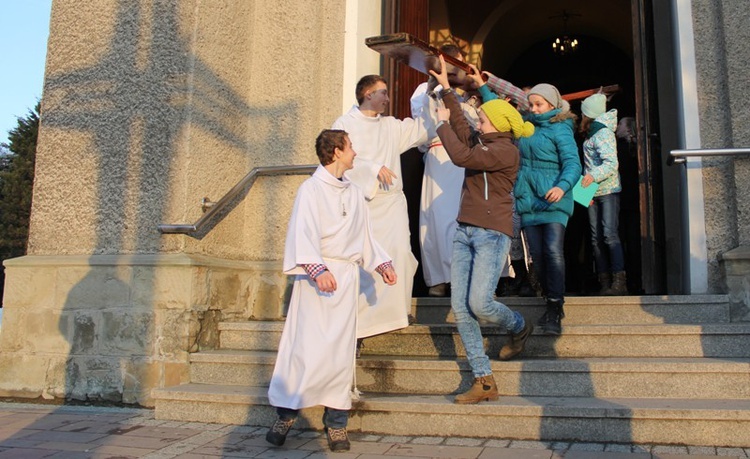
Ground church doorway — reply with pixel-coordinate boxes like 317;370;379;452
385;0;672;296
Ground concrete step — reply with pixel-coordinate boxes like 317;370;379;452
189;350;750;399
219;321;750;358
151;383;750;448
409;295;730;325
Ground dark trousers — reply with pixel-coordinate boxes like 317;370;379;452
277;406;349;429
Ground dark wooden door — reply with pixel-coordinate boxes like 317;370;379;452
383;0;431;296
383;0;430;119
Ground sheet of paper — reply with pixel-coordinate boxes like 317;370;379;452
572;176;599;207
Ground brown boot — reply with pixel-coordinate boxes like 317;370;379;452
454;374;499;404
605;271;628;295
499;321;534;360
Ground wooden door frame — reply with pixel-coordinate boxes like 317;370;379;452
631;0;668;293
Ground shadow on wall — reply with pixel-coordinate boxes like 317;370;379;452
27;1;295;408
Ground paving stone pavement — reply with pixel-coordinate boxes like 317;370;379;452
0;402;748;458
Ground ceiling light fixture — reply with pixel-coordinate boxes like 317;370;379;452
551;10;580;56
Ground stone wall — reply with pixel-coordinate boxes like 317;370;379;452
0;254;289;405
31;0;347;259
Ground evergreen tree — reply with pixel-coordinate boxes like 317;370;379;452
0;103;39;305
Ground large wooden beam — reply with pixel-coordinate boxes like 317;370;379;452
366;33;620;102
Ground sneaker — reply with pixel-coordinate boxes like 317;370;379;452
326;427;351;452
498;321;533;361
265;417;295;446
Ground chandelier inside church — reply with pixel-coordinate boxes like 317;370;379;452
552;35;578;55
551;10;580;56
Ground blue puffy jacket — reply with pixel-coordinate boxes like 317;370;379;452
514;108;582;227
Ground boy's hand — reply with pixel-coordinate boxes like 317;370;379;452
428;55;451;90
380;266;397;285
377;166;397;188
315;271;337;293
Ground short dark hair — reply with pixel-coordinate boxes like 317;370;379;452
315;129;349;166
439;43;463;60
355;74;387;105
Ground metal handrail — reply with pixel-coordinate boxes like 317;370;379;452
669;148;750;164
158;164;317;235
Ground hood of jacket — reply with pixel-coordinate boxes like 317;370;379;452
594;109;618;132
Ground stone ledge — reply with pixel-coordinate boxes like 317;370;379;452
3;253;282;270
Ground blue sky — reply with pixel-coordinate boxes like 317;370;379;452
1;1;52;145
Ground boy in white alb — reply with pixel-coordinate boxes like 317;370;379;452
332;75;426;338
266;130;397;452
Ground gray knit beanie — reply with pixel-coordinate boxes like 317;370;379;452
528;83;570;113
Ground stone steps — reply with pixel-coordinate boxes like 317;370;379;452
188;350;750;399
152;383;750;447
220;321;750;358
151;294;750;447
408;295;731;325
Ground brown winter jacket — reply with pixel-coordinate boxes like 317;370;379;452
435;89;519;237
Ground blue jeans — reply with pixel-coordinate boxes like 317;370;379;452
277;406;348;429
451;224;525;378
524;223;566;301
588;193;624;273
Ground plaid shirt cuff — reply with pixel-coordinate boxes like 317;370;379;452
375;261;393;275
303;263;328;279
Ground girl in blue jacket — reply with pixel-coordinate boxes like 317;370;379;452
580;93;626;295
514;84;582;335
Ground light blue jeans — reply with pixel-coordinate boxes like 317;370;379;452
451;224;525;377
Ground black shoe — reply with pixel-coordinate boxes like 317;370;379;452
266;417;295;446
541;300;564;335
495;277;511;297
326;427;351;452
517;281;537;297
536;306;551;327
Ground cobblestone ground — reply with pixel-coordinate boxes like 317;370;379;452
0;402;748;458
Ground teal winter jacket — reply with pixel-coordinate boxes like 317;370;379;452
514;108;582;227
